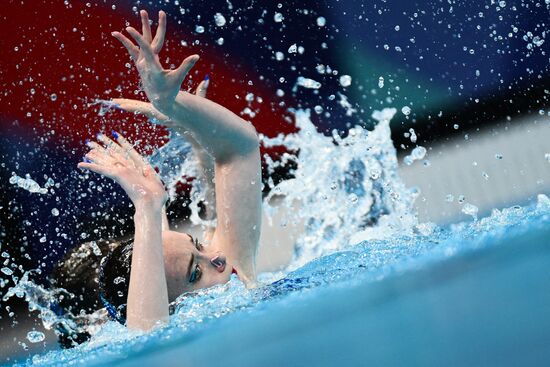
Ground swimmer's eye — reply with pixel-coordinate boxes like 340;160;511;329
189;264;202;283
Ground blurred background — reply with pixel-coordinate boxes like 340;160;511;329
1;0;549;363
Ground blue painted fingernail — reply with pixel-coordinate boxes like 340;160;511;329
96;133;101;140
204;74;210;81
112;130;119;139
83;157;91;163
85;138;90;145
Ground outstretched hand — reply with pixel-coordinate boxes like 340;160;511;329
78;132;167;210
111;10;199;112
111;77;210;128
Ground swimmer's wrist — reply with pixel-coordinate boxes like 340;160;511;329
152;92;191;121
133;197;166;213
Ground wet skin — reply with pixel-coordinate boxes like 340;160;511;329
161;230;233;301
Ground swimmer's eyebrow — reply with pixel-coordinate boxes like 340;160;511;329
186;252;194;281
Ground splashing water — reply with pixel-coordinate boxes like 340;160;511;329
9;173;55;195
261;108;419;268
4;106;550;366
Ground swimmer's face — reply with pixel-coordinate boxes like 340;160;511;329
161;230;233;301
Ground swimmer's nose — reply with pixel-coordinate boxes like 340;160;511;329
210;254;226;273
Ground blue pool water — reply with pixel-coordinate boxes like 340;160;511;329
4;108;550;366
17;195;550;366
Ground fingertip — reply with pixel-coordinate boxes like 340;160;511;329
159;10;166;17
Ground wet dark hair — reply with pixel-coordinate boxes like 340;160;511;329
50;238;133;348
97;240;132;324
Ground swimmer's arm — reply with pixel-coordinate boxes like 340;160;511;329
111;9;259;164
127;205;169;330
210;148;262;284
161;205;169;231
111;9;261;269
78;133;170;330
113;97;261;278
113;84;217;232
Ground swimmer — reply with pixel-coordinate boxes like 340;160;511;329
52;9;261;340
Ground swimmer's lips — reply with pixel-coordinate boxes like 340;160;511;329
210;255;226;273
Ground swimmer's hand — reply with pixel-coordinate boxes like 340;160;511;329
111;10;198;113
111;79;210;128
78;132;167;210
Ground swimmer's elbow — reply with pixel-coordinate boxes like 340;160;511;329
240;120;260;152
218;122;260;163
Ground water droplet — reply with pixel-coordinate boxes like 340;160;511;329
288;44;297;53
453;124;459;130
39;236;47;243
378;76;384;88
445;194;454;202
316;16;326;27
51;208;59;216
495;153;503;160
1;267;13;276
275;51;284;61
462;203;479;220
195;25;205;34
401;106;411;116
217;37;224;45
403;146;426;165
90;241;102;256
26;331;45;343
296;76;321;89
213;13;226;27
274;12;283;22
339;75;352;87
409;128;417;143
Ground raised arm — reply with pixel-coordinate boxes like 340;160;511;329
113;81;217;240
112;10;262;283
78;133;169;330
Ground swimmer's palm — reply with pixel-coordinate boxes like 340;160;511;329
112;10;199;112
78;133;167;209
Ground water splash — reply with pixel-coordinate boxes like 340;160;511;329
261;108;419;268
9;173;54;195
6;106;550;365
24;194;550;366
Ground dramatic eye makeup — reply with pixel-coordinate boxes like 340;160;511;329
189;263;202;283
186;234;203;284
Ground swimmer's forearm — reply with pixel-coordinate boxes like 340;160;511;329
126;205;169;330
159;92;259;163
